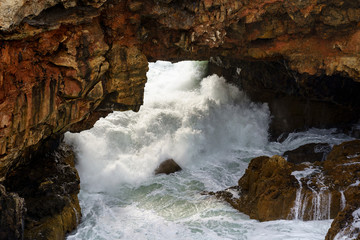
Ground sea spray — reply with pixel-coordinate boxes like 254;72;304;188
65;61;270;191
340;191;346;210
290;167;318;220
290;167;333;220
66;61;353;240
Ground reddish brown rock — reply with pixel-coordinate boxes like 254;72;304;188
0;1;360;239
214;140;360;231
217;155;298;221
0;0;359;177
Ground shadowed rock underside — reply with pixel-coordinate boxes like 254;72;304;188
1;0;360;239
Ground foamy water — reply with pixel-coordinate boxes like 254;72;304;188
65;61;353;240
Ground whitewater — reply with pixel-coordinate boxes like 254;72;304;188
65;61;354;240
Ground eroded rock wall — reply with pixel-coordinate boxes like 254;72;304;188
1;1;360;239
1;0;360;177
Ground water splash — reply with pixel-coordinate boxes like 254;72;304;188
340;191;346;211
334;208;360;240
290;167;317;220
66;61;354;240
290;167;332;220
65;61;270;191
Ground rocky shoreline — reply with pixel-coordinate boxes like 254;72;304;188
210;140;360;239
0;0;360;239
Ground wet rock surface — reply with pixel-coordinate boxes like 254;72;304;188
214;155;298;221
1;0;360;175
0;0;360;239
284;143;331;164
3;137;81;240
155;159;182;175
213;140;360;239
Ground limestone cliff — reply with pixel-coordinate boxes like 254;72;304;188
0;0;360;239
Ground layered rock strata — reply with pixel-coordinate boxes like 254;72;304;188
1;0;360;175
212;140;360;239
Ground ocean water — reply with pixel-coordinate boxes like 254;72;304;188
65;61;353;240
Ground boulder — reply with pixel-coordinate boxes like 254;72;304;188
155;159;182;175
283;143;331;164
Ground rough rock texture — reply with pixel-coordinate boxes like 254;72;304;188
0;0;360;239
325;195;360;240
218;155;298;221
213;140;360;232
325;140;360;240
0;1;148;178
154;159;182;175
284;143;331;164
2;138;81;240
1;0;360;177
0;184;25;240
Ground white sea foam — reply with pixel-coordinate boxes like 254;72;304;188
65;61;270;191
334;208;360;240
66;61;354;240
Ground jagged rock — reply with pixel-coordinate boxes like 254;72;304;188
1;0;360;176
284;143;331;164
215;140;360;228
3;137;81;240
0;184;26;240
0;1;360;239
326;191;360;240
216;155;298;221
155;159;182;175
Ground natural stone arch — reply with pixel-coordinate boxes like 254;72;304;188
1;1;360;238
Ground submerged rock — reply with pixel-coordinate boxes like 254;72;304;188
283;143;331;164
155;159;182;175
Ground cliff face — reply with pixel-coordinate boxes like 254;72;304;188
0;0;360;238
1;0;360;176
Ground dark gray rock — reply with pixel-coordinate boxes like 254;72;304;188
283;143;331;164
155;159;182;175
0;184;25;240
